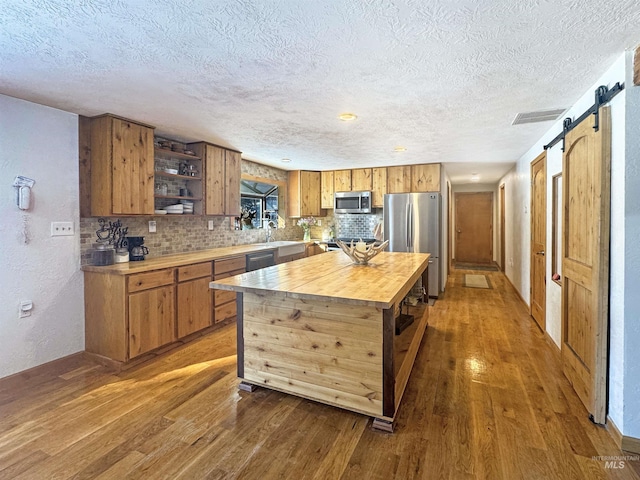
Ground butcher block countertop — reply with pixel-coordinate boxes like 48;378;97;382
210;251;430;309
81;244;283;275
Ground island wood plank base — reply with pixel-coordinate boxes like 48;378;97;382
211;251;430;431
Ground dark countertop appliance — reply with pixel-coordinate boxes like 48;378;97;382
127;236;149;261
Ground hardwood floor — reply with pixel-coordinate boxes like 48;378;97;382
1;269;638;479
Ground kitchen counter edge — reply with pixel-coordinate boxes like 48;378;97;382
81;242;314;275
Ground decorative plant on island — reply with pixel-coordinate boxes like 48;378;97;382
297;216;317;241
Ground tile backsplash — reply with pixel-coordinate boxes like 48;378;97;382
79;210;383;263
80;215;300;264
333;211;383;239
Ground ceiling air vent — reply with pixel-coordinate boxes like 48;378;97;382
512;108;565;125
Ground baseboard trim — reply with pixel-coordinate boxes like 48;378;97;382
0;351;85;384
606;415;640;454
607;415;624;448
504;274;528;308
543;331;561;356
622;434;640;454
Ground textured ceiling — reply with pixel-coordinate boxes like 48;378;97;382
2;1;640;184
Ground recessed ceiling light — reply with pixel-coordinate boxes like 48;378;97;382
471;173;480;182
281;158;291;163
338;112;357;121
394;146;407;152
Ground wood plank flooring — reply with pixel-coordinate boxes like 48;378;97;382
1;269;638;479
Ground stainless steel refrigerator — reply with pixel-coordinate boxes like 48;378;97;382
383;192;441;298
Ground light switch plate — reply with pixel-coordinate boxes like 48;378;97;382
208;220;214;230
51;222;74;236
19;300;32;318
148;220;157;233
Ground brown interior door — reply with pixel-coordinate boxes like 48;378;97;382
530;153;546;331
561;107;611;424
455;192;493;264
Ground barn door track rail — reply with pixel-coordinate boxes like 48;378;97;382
544;82;624;151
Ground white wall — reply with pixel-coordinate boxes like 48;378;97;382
622;49;640;438
545;145;563;347
499;53;632;433
0;94;84;378
501;162;531;303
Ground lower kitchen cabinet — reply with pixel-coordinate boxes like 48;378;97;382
177;262;213;337
83;250;286;367
276;252;306;264
213;256;246;323
84;259;224;366
129;285;176;358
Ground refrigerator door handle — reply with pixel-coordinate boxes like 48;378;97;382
406;202;411;249
408;203;413;249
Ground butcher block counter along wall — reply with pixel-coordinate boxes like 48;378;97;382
211;250;430;432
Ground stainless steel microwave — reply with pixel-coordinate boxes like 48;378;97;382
334;191;372;214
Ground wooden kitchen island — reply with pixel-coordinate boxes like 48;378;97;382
210;251;430;431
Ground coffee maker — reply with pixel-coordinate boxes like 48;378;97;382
126;236;149;261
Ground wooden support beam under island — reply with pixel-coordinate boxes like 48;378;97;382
210;250;430;432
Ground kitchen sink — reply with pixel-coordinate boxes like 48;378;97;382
254;240;306;257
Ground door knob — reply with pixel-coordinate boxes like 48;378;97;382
536;250;545;256
457;229;461;233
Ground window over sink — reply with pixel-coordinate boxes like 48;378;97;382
238;175;285;230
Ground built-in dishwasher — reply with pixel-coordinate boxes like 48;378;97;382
246;250;276;272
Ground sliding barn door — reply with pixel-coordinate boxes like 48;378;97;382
561;107;611;424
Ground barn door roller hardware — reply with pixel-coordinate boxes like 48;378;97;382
544;82;624;151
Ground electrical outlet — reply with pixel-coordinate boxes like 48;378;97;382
51;222;74;236
208;220;214;230
317;220;322;226
148;220;157;233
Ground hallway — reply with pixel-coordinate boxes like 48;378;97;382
0;269;638;479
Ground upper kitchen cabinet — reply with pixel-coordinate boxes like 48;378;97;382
351;168;372;191
387;166;412;194
321;171;334;209
89;114;155;216
288;170;322;217
225;150;241;217
334;169;352;192
188;143;241;216
411;164;440;192
372;167;387;208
